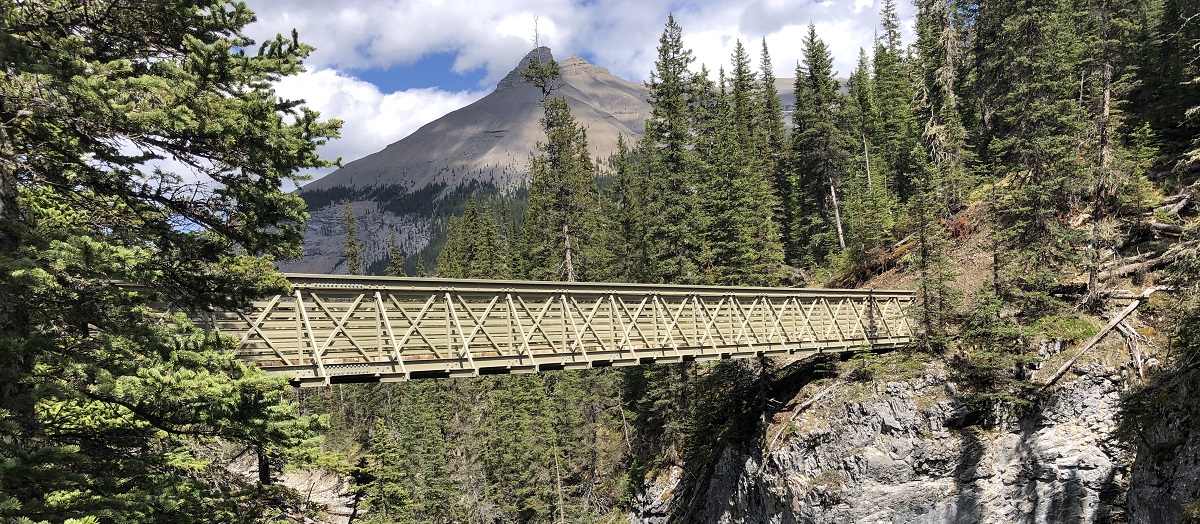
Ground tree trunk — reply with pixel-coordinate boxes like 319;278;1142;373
563;222;575;282
828;177;847;250
257;446;272;485
862;133;873;186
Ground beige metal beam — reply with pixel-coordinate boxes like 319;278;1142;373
192;274;915;386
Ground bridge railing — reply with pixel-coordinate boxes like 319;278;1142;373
192;274;914;386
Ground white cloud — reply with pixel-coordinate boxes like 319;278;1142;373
244;0;913;89
243;0;916;186
273;69;486;181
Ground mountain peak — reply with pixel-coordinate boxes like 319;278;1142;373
497;46;556;91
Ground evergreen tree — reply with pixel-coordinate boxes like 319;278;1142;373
756;39;790;200
873;0;922;202
974;0;1089;312
386;233;406;277
437;199;509;279
520;97;613;282
1076;0;1156;304
842;49;897;268
788;24;855;270
1142;0;1200;157
911;0;974;348
0;2;339;521
356;420;416;523
705;42;787;286
343;199;364;275
609;133;641;281
630;15;711;285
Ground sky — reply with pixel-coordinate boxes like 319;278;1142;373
243;0;916;184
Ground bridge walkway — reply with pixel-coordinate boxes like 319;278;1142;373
194;274;915;386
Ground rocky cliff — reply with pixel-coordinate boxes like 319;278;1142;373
632;357;1137;524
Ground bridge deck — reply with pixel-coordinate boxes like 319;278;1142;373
198;274;915;386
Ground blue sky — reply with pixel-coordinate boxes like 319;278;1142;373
242;0;915;183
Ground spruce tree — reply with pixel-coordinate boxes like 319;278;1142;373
386;233;406;277
519;97;613;282
975;0;1089;312
437;199;509;279
788;24;855;270
630;14;711;285
705;42;787;286
1142;0;1200;156
609;133;641;281
0;2;339;521
842;49;897;268
756;39;790;199
873;0;922;202
357;420;416;524
912;0;973;348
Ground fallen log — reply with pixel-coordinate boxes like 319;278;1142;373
1149;221;1185;236
1099;250;1160;272
1099;240;1199;281
1114;320;1148;379
1039;287;1165;390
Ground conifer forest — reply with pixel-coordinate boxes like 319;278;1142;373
2;0;1200;522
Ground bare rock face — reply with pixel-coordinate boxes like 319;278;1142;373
632;363;1131;524
301;47;650;195
1128;376;1200;523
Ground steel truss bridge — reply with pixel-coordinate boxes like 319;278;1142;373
198;274;915;387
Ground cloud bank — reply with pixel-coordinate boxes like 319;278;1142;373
244;0;915;178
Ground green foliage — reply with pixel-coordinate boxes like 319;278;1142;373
0;1;339;521
626;15;712;285
1032;314;1099;342
385;234;405;277
703;41;787;286
519;97;615;282
953;290;1038;411
787;24;854;269
437;199;511;279
520;47;562;99
844;351;929;383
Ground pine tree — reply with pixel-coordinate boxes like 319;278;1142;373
842;49;897;268
975;0;1089;312
437;199;509;279
873;0;922;203
911;0;974;348
343;199;364;275
386;233;406;277
357;419;416;524
609;133;641;281
756;39;790;198
0;2;339;521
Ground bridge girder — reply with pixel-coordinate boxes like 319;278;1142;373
189;274;914;386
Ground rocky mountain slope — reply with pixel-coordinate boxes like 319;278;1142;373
302;47;651;195
282;48;798;275
282;48;653;274
635;359;1131;524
